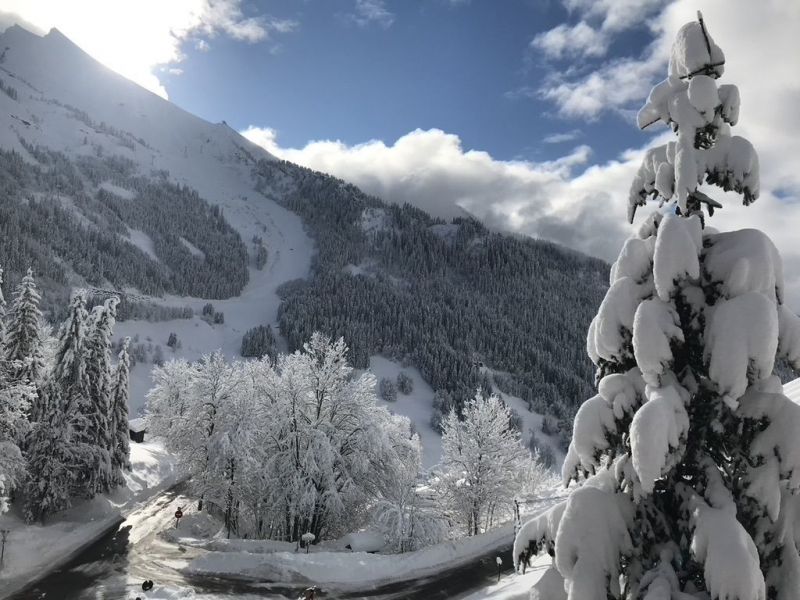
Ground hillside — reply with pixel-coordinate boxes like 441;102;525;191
0;24;608;456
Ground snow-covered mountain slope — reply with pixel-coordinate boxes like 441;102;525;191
0;24;313;412
0;24;608;469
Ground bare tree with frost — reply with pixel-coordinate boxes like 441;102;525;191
515;14;800;600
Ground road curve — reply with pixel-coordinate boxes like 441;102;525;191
9;484;519;600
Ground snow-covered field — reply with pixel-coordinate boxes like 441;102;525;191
0;440;179;599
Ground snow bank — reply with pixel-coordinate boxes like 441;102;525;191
186;499;562;592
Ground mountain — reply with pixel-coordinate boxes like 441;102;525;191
0;24;608;459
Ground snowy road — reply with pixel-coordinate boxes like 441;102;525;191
8;483;521;600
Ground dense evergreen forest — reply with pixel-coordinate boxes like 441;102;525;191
255;159;609;437
0;143;248;311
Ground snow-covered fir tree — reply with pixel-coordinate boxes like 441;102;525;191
83;297;118;494
438;390;527;536
4;268;45;409
109;336;131;487
0;265;6;349
515;14;800;600
50;291;94;498
0;349;34;514
23;413;76;523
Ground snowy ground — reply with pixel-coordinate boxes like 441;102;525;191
183;497;563;593
0;440;180;599
455;554;553;600
369;355;442;469
481;366;565;468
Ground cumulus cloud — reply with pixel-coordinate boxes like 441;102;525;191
243;125;635;261
532;22;610;59
0;1;298;98
532;0;663;60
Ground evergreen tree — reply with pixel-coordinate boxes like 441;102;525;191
514;15;800;599
84;298;118;494
0;350;34;514
110;336;131;487
23;410;75;523
51;291;93;498
4;268;45;406
0;265;6;350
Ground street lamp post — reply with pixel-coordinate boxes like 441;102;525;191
1;529;9;570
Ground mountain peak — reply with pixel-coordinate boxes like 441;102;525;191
45;26;69;40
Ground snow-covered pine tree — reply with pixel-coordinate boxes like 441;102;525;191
0;265;6;350
83;297;118;494
23;414;76;523
439;390;526;536
0;349;34;514
51;291;94;498
514;14;800;600
4;268;45;411
109;336;131;487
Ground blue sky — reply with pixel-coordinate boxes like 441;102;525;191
160;0;653;164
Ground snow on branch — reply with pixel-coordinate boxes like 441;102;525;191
630;382;689;494
513;500;567;567
705;292;778;408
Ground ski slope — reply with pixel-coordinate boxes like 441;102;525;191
0;25;313;413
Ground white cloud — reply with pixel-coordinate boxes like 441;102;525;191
563;0;664;33
543;129;583;144
349;0;395;29
539;48;665;119
243;125;631;259
0;1;297;98
532;22;609;59
532;0;663;60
